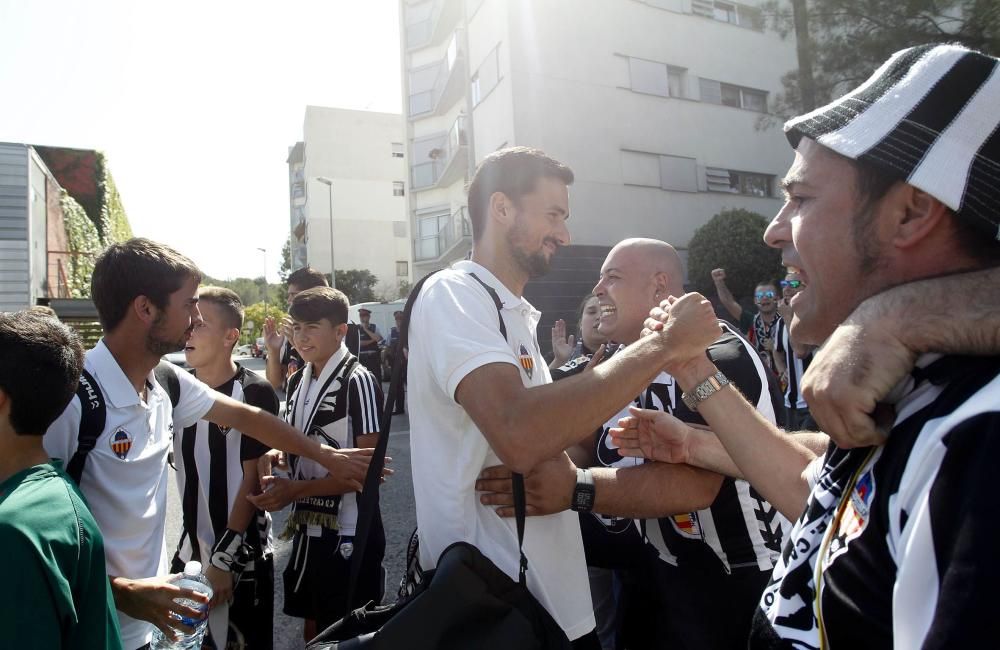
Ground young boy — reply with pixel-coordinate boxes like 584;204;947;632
249;286;386;641
0;311;123;650
171;287;279;649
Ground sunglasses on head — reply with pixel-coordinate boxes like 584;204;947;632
780;280;804;289
755;291;776;299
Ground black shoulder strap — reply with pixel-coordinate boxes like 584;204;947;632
153;361;181;408
67;369;106;485
467;272;507;341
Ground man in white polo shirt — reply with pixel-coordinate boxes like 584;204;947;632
44;238;375;650
407;147;724;648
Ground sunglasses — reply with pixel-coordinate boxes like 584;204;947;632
755;291;776;299
780;280;804;289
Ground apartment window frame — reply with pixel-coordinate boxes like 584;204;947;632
705;167;773;197
396;260;409;277
626;56;686;99
700;78;768;112
392;142;405;158
471;44;502;107
393;181;406;197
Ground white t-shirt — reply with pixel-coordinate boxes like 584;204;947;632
407;261;595;641
45;340;216;650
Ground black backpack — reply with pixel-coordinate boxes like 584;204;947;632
67;361;181;485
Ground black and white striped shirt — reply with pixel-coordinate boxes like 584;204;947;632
774;317;812;410
172;365;279;566
752;355;1000;648
644;322;789;573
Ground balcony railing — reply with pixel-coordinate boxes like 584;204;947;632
411;114;468;190
407;32;465;118
415;206;472;262
404;0;461;50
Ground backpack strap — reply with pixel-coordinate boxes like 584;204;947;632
466;272;507;341
67;369;106;485
153;361;181;408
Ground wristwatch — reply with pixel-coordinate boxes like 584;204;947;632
570;468;595;512
681;370;730;412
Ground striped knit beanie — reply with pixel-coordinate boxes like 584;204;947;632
785;43;1000;241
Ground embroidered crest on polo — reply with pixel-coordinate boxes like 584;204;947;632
110;427;133;460
518;343;534;379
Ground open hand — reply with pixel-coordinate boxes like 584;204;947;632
610;406;704;464
247;475;300;511
262;317;285;354
476;453;577;517
204;565;233;607
550;319;576;367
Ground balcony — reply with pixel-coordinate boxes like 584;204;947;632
414;206;472;262
405;0;461;51
410;114;469;191
407;31;466;118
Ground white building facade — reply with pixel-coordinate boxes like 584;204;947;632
287;107;412;298
401;0;799;340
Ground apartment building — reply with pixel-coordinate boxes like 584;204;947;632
287;107;412;297
401;0;799;341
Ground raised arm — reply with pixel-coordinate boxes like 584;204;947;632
262;316;287;390
711;268;743;321
804;266;1000;447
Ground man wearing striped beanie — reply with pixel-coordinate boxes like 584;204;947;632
635;43;1000;648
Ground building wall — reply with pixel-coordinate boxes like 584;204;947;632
300;107;412;296
0;143;31;310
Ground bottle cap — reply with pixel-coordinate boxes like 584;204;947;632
183;560;202;577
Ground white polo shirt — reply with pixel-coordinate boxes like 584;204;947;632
45;340;216;650
408;261;595;641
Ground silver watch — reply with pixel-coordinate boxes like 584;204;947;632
681;371;730;412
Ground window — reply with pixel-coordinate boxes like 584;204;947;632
692;0;764;29
409;63;441;116
627;57;685;98
472;45;501;106
699;79;767;112
396;261;409;277
393;181;405;197
416;212;449;260
392;142;404;158
622;151;698;192
705;167;772;197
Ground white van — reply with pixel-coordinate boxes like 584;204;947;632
347;300;406;338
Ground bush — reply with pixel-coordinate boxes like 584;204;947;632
687;208;784;301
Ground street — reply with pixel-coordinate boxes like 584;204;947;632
164;356;416;649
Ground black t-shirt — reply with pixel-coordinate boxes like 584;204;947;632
752;355;1000;649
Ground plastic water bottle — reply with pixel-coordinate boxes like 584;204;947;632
150;561;214;649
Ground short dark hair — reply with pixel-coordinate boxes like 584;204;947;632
287;266;329;290
755;280;778;291
466;147;574;242
92;238;202;332
849;157;1000;267
289;287;349;326
0;311;83;435
197;286;244;331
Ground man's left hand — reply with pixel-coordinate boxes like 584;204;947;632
476;453;576;517
205;565;233;607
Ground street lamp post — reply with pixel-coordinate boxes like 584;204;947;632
257;247;267;326
316;177;336;288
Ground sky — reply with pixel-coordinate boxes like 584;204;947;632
0;0;402;282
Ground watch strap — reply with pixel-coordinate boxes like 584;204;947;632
681;370;730;412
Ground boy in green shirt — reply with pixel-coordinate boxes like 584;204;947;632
0;311;122;650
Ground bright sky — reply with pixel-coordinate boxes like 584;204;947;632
0;0;402;282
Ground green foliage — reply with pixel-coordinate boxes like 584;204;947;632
242;301;288;341
60;191;101;297
687;209;784;300
202;276;284;308
762;0;1000;122
333;269;378;304
279;236;292;282
96;154;133;244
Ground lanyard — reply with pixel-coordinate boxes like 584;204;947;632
812;447;878;649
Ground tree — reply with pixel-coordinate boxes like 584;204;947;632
687;209;784;302
333;269;378;304
762;0;999;122
242;302;288;342
279;236;292;283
